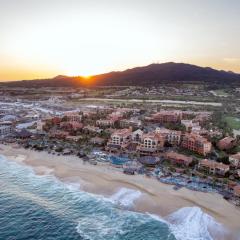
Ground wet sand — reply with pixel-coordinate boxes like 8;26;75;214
1;144;240;238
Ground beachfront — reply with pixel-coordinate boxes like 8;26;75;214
1;144;240;236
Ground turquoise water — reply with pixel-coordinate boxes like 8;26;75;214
0;154;227;240
110;156;129;166
0;155;176;240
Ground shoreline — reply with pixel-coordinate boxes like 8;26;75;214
1;144;240;235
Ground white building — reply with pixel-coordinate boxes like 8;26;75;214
64;112;82;122
181;120;201;132
131;129;143;142
137;132;165;155
155;127;181;145
107;128;132;148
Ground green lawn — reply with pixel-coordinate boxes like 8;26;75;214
224;116;240;130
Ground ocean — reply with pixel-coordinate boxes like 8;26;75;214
0;155;225;240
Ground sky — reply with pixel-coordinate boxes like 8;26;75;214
0;0;240;81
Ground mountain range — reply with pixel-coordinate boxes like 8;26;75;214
2;62;240;87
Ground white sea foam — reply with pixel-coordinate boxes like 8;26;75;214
76;215;127;240
109;188;142;207
166;206;228;240
147;213;169;224
0;155;233;240
65;181;81;191
146;206;231;240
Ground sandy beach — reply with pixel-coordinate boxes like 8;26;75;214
1;144;240;237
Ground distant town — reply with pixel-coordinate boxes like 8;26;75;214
0;85;240;206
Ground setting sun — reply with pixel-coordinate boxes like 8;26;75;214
82;75;92;79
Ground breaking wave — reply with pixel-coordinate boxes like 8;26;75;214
0;154;232;240
109;187;142;207
166;207;228;240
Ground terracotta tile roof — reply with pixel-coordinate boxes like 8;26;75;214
112;128;132;137
165;151;193;164
199;159;229;170
183;133;209;143
142;132;164;141
217;137;236;149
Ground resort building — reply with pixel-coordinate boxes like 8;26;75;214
70;121;83;131
49;130;69;139
107;128;132;150
165;151;193;166
107;111;124;120
64;112;82;122
137;132;165;155
198;159;230;176
83;125;102;134
51;117;61;127
131;129;144;143
115;108;134;115
229;153;240;168
90;137;105;146
193;112;212;124
150;110;182;124
181;120;201;132
82;110;98;118
217;137;236;150
60;121;83;131
155;127;181;145
96;119;115;127
66;135;82;142
181;133;212;156
119;119;142;129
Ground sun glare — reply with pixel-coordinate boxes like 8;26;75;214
82;75;91;79
64;67;94;78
